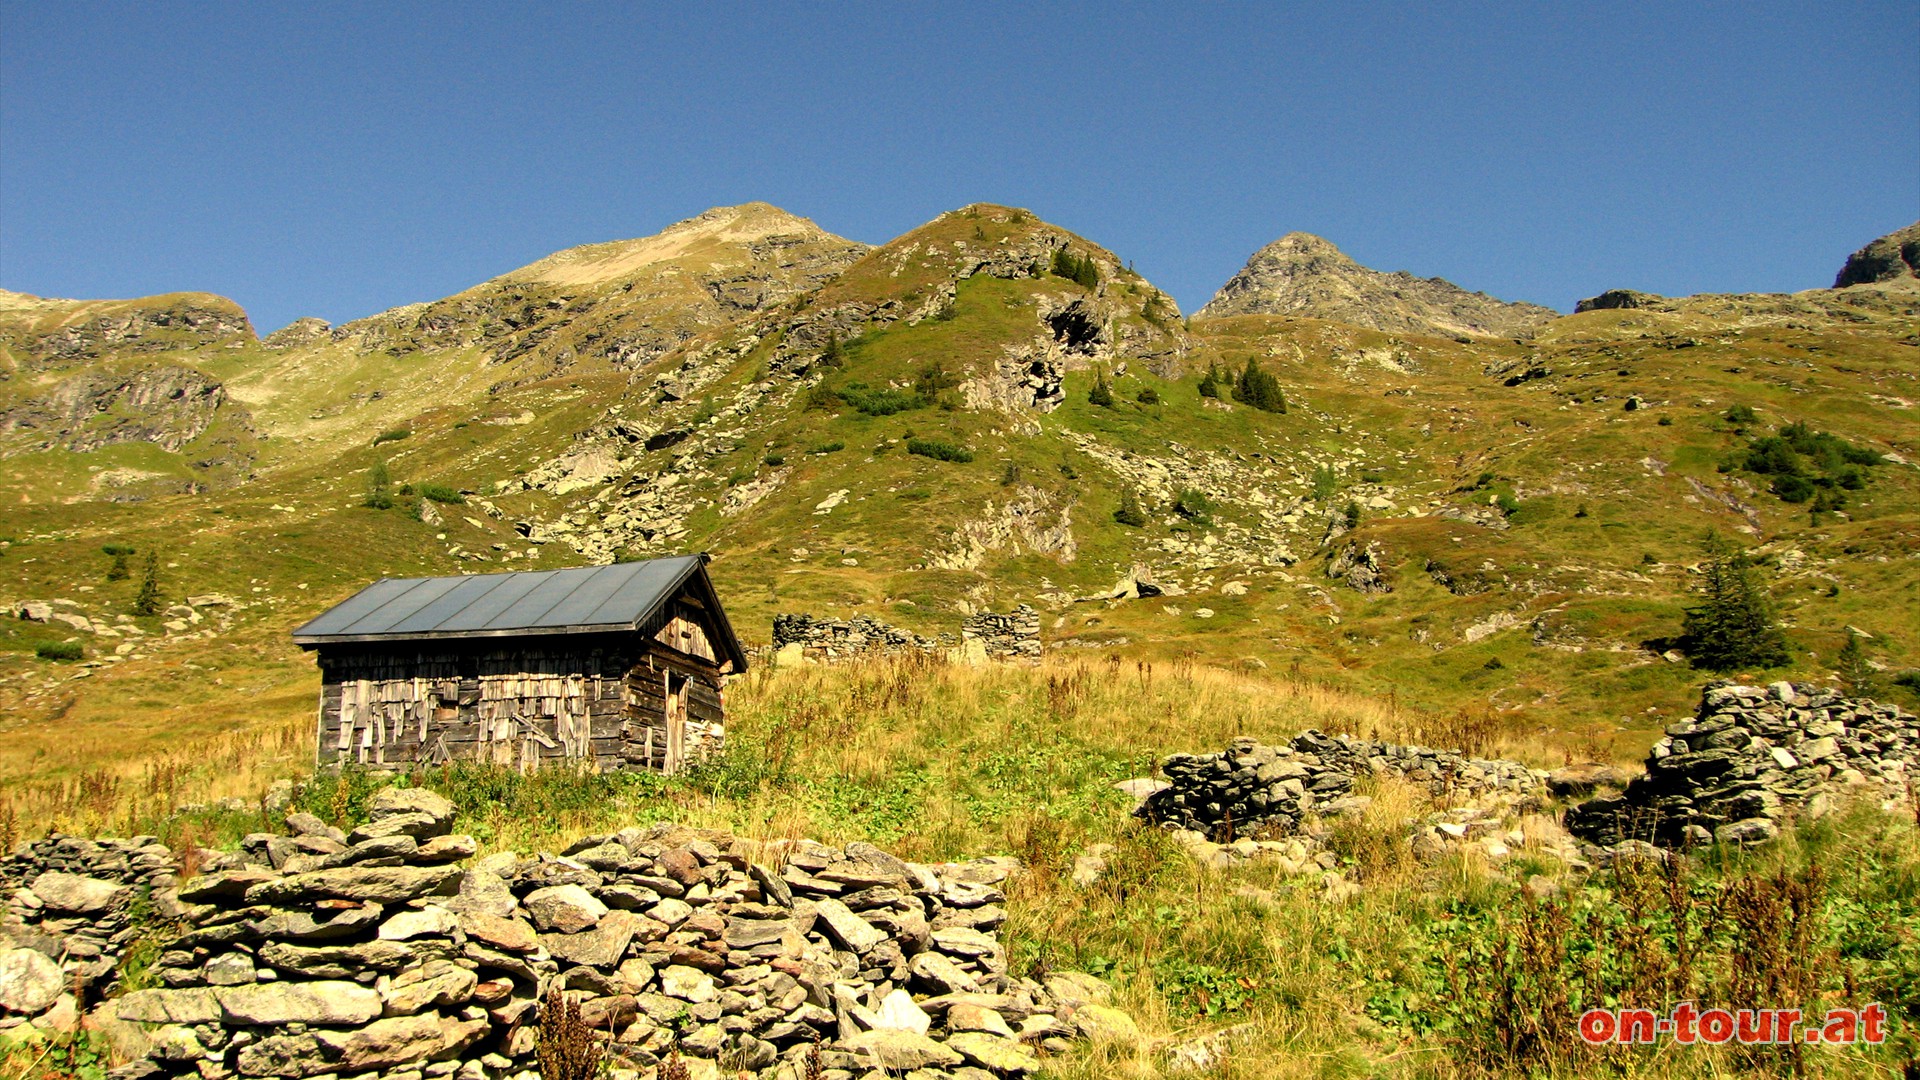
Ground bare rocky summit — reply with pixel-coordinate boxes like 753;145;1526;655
1196;232;1557;338
1833;220;1920;288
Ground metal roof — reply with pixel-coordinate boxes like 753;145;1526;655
291;554;747;669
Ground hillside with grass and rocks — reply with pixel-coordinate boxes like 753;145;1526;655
1;209;1918;1077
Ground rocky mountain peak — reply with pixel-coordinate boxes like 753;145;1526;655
1833;221;1920;288
1197;232;1556;339
487;202;863;291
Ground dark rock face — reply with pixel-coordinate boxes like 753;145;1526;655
1833;221;1920;288
1565;682;1920;849
771;606;1042;662
1574;288;1666;312
1197;232;1557;338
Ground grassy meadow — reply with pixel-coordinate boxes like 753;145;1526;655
6;655;1916;1078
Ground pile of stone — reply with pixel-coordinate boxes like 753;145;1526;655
1138;732;1544;838
0;833;191;1039
1566;681;1920;849
771;607;1041;664
959;607;1041;662
108;788;1135;1080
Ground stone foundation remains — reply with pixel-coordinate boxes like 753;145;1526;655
1566;681;1920;848
772;606;1041;663
1138;731;1544;838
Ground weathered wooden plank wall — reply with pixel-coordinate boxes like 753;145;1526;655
311;599;730;775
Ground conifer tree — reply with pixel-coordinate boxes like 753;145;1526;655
1113;488;1148;527
1836;630;1876;697
132;550;162;617
1680;532;1790;671
365;460;395;510
1088;371;1114;407
1197;361;1223;399
1233;357;1288;413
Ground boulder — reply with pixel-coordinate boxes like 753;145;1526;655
842;1028;964;1071
366;787;457;833
1072;1002;1141;1042
947;1031;1040;1074
523;884;606;933
0;948;64;1015
28;872;124;914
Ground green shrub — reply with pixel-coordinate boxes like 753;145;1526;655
1136;386;1161;405
372;429;412;446
1344;500;1361;529
1114;489;1149;527
762;454;785;467
1495;492;1521;517
1723;404;1757;426
416;484;465;505
106;549;132;581
1001;462;1022;486
1310;465;1339;503
1173;489;1212;524
37;641;84;661
102;543;136;557
906;439;973;463
810;441;845;454
839;383;924;416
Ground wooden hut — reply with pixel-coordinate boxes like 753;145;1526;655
292;554;747;774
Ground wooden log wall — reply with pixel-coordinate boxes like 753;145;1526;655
313;612;729;776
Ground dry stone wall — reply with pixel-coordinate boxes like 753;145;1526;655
771;606;1040;663
19;787;1130;1080
1567;681;1920;849
1139;731;1544;838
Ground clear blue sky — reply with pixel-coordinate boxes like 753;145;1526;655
3;2;1916;335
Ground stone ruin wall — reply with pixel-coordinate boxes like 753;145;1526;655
1567;680;1920;848
770;606;1041;663
0;787;1133;1080
1139;730;1545;839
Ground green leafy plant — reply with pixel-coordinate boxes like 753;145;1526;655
372;428;412;446
1136;386;1162;405
762;454;785;467
1114;489;1149;527
37;641;84;661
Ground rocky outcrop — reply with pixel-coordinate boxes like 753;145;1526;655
1566;682;1920;849
1;293;253;369
0;365;244;453
1833;221;1920;288
1574;289;1666;312
262;318;332;349
100;789;1127;1080
1326;539;1391;594
1139;732;1544;839
1197;233;1557;338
